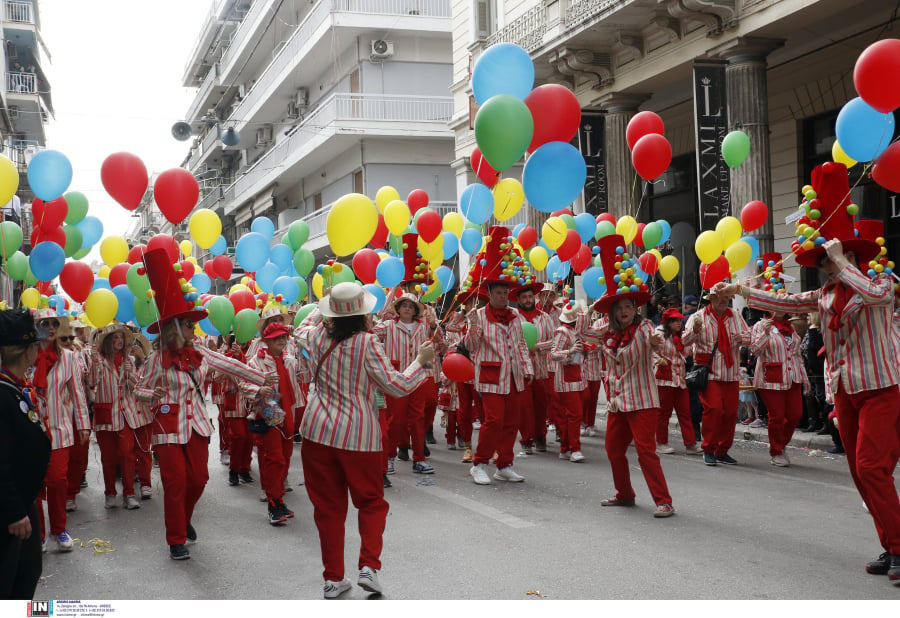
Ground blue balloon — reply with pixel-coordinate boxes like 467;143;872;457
192;272;212;294
363;284;386;313
435;265;455;292
210;235;227;256
461;228;482;255
523;142;587;213
835;97;895;162
442;231;459;260
272;275;300;304
546;255;570;282
459;184;493;225
27;150;73;201
76;216;104;249
29;242;65;281
512;223;525;238
471;42;535;105
92;278;111;292
581;266;607;299
251;216;275;240
740;235;760;264
48;294;64;310
269;244;293;272
657;220;671;246
235;232;270;272
376;256;404;288
574;212;597;244
199;316;220;337
112;285;136;324
256;262;281;293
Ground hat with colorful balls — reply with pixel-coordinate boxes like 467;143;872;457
141;248;207;335
854;220;895;281
591;234;651;313
792;162;881;268
400;233;435;293
757;252;788;294
461;226;531;294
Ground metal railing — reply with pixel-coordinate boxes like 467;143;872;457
4;138;39;171
186;63;219;120
564;0;625;28
219;0;271;74
4;0;33;23
183;0;228;75
486;4;547;51
198;186;224;211
334;0;450;17
5;71;36;94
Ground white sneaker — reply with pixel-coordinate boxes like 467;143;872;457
41;538;47;553
782;451;791;464
522;444;534;455
493;466;525;482
141;485;153;499
580;426;588;436
104;495;118;509
323;578;352;599
685;443;703;455
65;499;77;512
570;451;585;463
470;464;492;485
587;426;601;437
473;420;481;430
771;454;790;467
559;451;571;460
55;531;74;552
220;451;230;466
357;566;383;594
124;495;141;510
656;444;675;454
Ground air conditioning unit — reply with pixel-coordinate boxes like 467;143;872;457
370;39;394;59
256;125;273;146
287;101;300;120
296;88;309;106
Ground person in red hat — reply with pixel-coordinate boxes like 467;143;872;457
580;234;675;517
721;161;900;582
134;248;275;561
653;307;702;455
444;286;486;462
550;301;587;462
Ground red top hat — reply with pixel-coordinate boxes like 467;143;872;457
460;226;531;295
591;234;651;313
793;162;881;267
400;233;434;288
455;286;487;305
757;252;788;294
142;247;207;335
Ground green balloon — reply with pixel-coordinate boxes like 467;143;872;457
420;279;442;303
6;250;28;281
24;265;37;287
63;191;89;224
63;225;83;258
293;304;316;328
641;221;663;249
332;266;356;285
293;248;315;277
288;220;310;251
594;220;616;240
234;308;260;344
294;277;308;302
126;263;151;296
721;130;750;169
522;321;537;350
0;221;23;259
133;297;159;328
73;247;91;260
474;94;534;172
560;214;577;231
206;296;236;335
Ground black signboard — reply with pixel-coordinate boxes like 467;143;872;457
578;112;608;215
693;62;730;230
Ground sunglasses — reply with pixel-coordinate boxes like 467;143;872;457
38;319;60;329
58;336;75;343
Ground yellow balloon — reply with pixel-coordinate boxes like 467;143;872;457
0;154;19;206
327;193;379;257
492;178;525;222
312;272;324;300
383;200;410;237
187;256;198;266
530;246;549;271
194;322;206;337
442;212;464;237
649;248;663;263
725;240;753;272
21;287;40;309
98;265;111;279
189;208;223;249
659;255;680;282
180;240;193;257
616;216;638;245
85;288;118;328
375;186;401;214
542;217;567;250
695;230;723;265
229;284;251;295
716;216;742;249
832;140;857;169
100;236;129;267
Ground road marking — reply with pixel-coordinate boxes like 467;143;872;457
399;479;535;529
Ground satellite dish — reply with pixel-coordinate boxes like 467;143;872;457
221;126;240;147
171;121;193;141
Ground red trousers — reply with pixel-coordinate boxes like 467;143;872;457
254;427;293;502
582;380;602;427
42;447;71;535
758;383;803;456
218;409;229;454
386;378;436;462
456;381;480;444
133;424;153;488
835;384;900;554
224;417;253;474
605;409;672;506
423;380;438;437
517;381;535;446
96;429;136;497
546;372;563;429
443;408;458;444
699;380;740;456
301;439;388;582
155;432;210;546
556;391;583;454
65;438;90;500
657;386;697;446
379;409;391;473
519;377;555;445
475;389;521;469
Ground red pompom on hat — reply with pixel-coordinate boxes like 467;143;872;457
142;248;207;335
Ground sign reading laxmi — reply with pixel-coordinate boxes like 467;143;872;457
693;62;731;231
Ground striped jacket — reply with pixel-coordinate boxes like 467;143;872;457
89;353;151;430
653;334;688;390
518;309;557;381
549;326;586;393
582;319;660;413
465;307;534;395
32;347;91;450
583;316;608;382
745;268;898;395
749;320;809;391
682;306;750;383
241;352;306;413
372;317;443;382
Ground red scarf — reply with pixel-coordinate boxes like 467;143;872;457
162;347;204;373
670;334;684;354
773;318;794;339
486;304;516;325
518;306;542;323
33;346;58;389
607;323;640;351
114;351;125;372
828;281;852;331
708;307;734;368
259;349;295;413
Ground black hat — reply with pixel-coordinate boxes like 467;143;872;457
0;309;48;347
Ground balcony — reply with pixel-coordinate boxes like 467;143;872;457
5;71;36;94
4;1;34;24
185;63;220;124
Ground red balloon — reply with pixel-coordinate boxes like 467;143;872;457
551;208;574;218
178;260;195;281
635;223;646;248
154;168;199;225
853;39;900;114
36;281;53;296
31;225;66;248
108;263;130;288
213;255;233;280
518;225;537;250
146;234;179;263
525;84;581;153
740;200;769;232
229;290;256;313
631;133;672;181
203;260;218;280
101;152;149;211
639;252;659;275
557;229;582;262
441;352;475;382
416;209;442;243
470;147;499;188
352;249;380;284
370;213;389;249
59;261;94;303
408;189;429;214
596;212;616;225
626;111;665;150
700;256;731;288
127;244;147;264
31;197;68;230
872;141;900;193
570;244;592;274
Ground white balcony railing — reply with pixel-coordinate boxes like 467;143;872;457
219;0;273;75
6;72;37;94
4;1;34;23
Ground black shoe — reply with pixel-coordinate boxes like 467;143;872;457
535;437;547;452
817;426;831;436
795;424;810;432
293;432;302;444
867;551;892;575
828;445;845;454
228;471;239;486
80;475;88;489
889;555;900;584
703;452;718;466
397;448;410;462
239;472;254;483
268;501;287;525
716;454;738;465
169;544;190;560
425;430;436;445
807;423;824;433
277;499;294;519
186;524;197;542
423;443;431;457
383;474;392;489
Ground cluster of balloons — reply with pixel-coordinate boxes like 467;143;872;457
626;112;672;181
693;202;768;288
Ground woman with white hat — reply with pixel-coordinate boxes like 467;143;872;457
549;301;587;462
56;318;92;513
296;282;434;598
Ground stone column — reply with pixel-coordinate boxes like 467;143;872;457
709;37;784;254
594;92;650;221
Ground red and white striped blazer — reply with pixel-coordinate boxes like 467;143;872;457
465;308;534;395
519;309;556;381
241;352;306;412
745;268;898;395
582;319;660;413
653;335;688;390
549;326;586;392
32;348;91;450
89;353;150;430
372;317;443;382
682;306;750;383
749;321;809;391
583;316;608;382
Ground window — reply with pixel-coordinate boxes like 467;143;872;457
475;0;496;39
